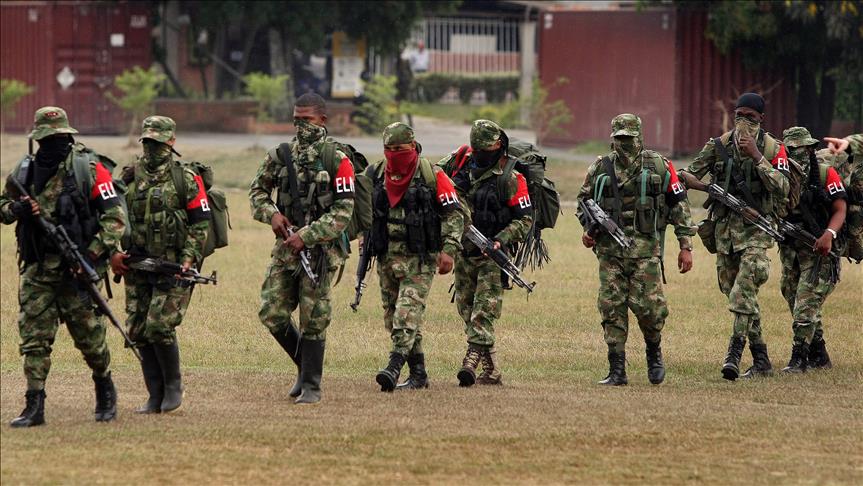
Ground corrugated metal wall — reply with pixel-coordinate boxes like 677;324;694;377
1;1;151;135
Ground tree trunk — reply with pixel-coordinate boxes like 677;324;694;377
815;72;836;140
283;32;295;112
796;66;819;135
232;22;262;96
268;27;292;121
214;25;229;99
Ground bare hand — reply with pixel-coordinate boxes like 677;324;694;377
110;252;130;276
285;232;305;254
678;249;693;274
582;233;596;248
813;232;833;256
738;134;762;161
181;260;192;273
824;137;849;155
437;252;454;275
20;196;41;216
271;213;291;240
481;240;501;258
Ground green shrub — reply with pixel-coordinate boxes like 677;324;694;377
243;72;290;122
471;102;522;129
414;73;519;103
355;75;400;135
105;66;166;143
1;79;34;128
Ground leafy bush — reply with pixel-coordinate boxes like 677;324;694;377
105;66;166;143
471;102;522;129
354;75;400;135
243;72;290;122
528;77;573;141
414;73;519;103
0;79;34;131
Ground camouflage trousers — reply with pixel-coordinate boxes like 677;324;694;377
455;254;502;347
124;270;192;346
716;247;770;344
597;255;667;353
259;242;339;340
779;244;837;344
378;253;435;356
17;263;111;390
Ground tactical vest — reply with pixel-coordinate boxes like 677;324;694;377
790;161;833;234
368;159;442;257
593;151;670;235
127;160;192;261
12;151;100;265
270;142;337;228
711;130;779;217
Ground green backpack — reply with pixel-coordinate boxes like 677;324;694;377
169;161;230;258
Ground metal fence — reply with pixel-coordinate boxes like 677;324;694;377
411;17;521;74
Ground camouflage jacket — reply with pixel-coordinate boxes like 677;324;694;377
578;150;695;258
683;131;790;253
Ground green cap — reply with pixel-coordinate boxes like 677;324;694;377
782;126;819;148
470;119;502;150
140;115;176;143
29;106;78;141
610;113;641;138
382;122;415;145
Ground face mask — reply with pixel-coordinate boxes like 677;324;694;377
384;148;418;176
734;115;760;140
142;139;172;168
36;135;73;165
613;137;641;162
294;119;326;147
471;147;502;171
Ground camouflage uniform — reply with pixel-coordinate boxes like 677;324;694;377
249;116;356;403
372;123;464;391
577;114;695;385
683;101;790;380
823;133;863;262
122;116;211;414
1;107;125;425
779;127;847;372
440;120;533;387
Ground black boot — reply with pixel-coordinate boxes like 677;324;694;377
396;353;429;390
808;333;832;370
741;343;773;378
598;350;627;386
376;352;407;392
272;325;303;397
136;344;163;414
295;339;325;404
645;340;665;385
721;336;746;381
93;372;117;422
10;390;45;428
782;341;810;373
153;341;184;413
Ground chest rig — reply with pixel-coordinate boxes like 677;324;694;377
274;142;335;227
594;151;670;235
127;160;187;261
711;131;777;216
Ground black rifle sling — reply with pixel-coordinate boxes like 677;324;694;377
601;156;622;225
715;136;762;212
278;143;301;222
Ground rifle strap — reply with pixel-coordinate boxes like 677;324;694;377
601;156;622;225
714;137;734;193
278;143;301;220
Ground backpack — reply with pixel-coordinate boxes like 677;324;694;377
169;161;230;258
69;148;132;244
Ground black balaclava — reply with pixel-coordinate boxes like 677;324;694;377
33;134;73;193
470;131;509;177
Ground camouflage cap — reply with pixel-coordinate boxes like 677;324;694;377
140;115;176;143
470;119;502;150
382;122;415;146
782;126;819;148
610;113;641;138
29;106;78;141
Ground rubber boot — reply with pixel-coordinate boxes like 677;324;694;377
721;336;746;381
295;339;325;404
153;341;184;413
10;390;45;428
93;372;117;422
457;344;484;387
136;344;163;414
396;353;429;390
782;341;810;373
808;332;832;370
272;325;303;397
376;352;407;392
645;340;665;385
741;342;773;378
598;350;628;386
477;347;503;385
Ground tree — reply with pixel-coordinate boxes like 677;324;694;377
353;75;400;135
689;1;863;138
105;67;166;146
0;79;34;133
243;72;290;122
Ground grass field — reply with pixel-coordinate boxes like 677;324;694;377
1;135;861;484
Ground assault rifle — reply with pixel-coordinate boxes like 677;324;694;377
678;171;784;242
464;225;535;293
290;225;319;287
577;198;634;249
8;177;142;362
777;219;840;284
113;255;218;286
350;232;374;312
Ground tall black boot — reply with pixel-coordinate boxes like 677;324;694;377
721;336;746;381
295;339;325;404
376;352;407;392
136;344;163;414
782;341;810;373
10;390;45;428
397;353;429;390
272;325;303;397
598;350;627;386
645;340;665;385
741;342;773;378
153;341;184;413
93;372;117;422
808;332;832;370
